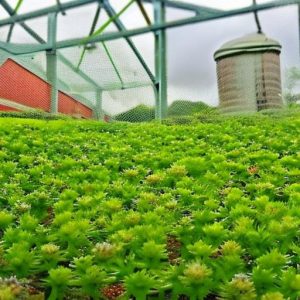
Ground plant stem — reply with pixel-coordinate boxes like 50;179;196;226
48;286;58;300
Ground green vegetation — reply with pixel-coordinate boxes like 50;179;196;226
168;100;214;117
0;110;73;120
114;104;155;122
0;110;299;299
114;100;214;122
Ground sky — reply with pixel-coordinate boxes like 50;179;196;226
0;0;299;108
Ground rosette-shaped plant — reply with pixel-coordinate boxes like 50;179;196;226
178;157;208;177
187;240;214;261
219;274;257;300
138;240;167;269
179;261;213;299
4;242;37;278
213;241;246;282
0;211;14;230
136;192;159;212
256;249;289;273
122;168;140;182
56;219;90;257
280;268;300;299
125;270;156;300
145;173;165;186
92;242;118;263
46;267;73;300
39;243;62;271
202;222;228;246
75;265;110;299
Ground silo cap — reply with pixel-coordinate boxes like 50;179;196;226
214;33;282;60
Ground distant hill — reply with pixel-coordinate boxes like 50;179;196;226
168;100;213;117
114;105;155;122
114;101;215;122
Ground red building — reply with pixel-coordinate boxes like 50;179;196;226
0;58;94;118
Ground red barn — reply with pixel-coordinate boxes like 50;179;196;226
0;58;94;118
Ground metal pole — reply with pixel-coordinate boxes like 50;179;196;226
253;0;263;33
154;0;167;120
96;89;103;120
46;12;58;114
298;4;300;59
143;0;223;15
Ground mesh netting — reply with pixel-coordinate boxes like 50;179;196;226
0;1;157;122
0;0;299;122
0;40;156;121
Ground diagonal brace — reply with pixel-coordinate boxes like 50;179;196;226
103;0;155;84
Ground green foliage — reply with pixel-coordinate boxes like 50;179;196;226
0;211;14;229
46;267;73;300
0;110;73;120
115;104;155;122
0;110;299;298
168;100;213;117
219;275;257;300
114;100;215;123
125;270;156;299
179;261;213;299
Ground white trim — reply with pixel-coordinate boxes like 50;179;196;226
0;97;38;111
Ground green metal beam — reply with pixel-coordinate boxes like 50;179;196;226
298;4;300;59
154;0;167;120
51;0;300;49
1;0;45;43
0;0;300;54
56;0;66;15
77;4;101;69
142;0;223;15
103;0;156;84
95;89;103;120
102;41;125;87
136;0;152;25
0;0;101;26
46;13;58;114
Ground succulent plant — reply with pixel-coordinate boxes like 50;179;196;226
0;109;299;299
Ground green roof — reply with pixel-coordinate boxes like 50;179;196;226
214;33;281;60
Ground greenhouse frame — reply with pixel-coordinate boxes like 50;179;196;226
0;0;299;120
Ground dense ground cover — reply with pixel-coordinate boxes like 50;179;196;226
0;110;299;299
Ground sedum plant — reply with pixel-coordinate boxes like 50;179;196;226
46;267;73;300
0;109;299;298
179;261;213;300
125;270;156;300
219;274;257;300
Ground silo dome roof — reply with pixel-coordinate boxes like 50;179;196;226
214;33;281;60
